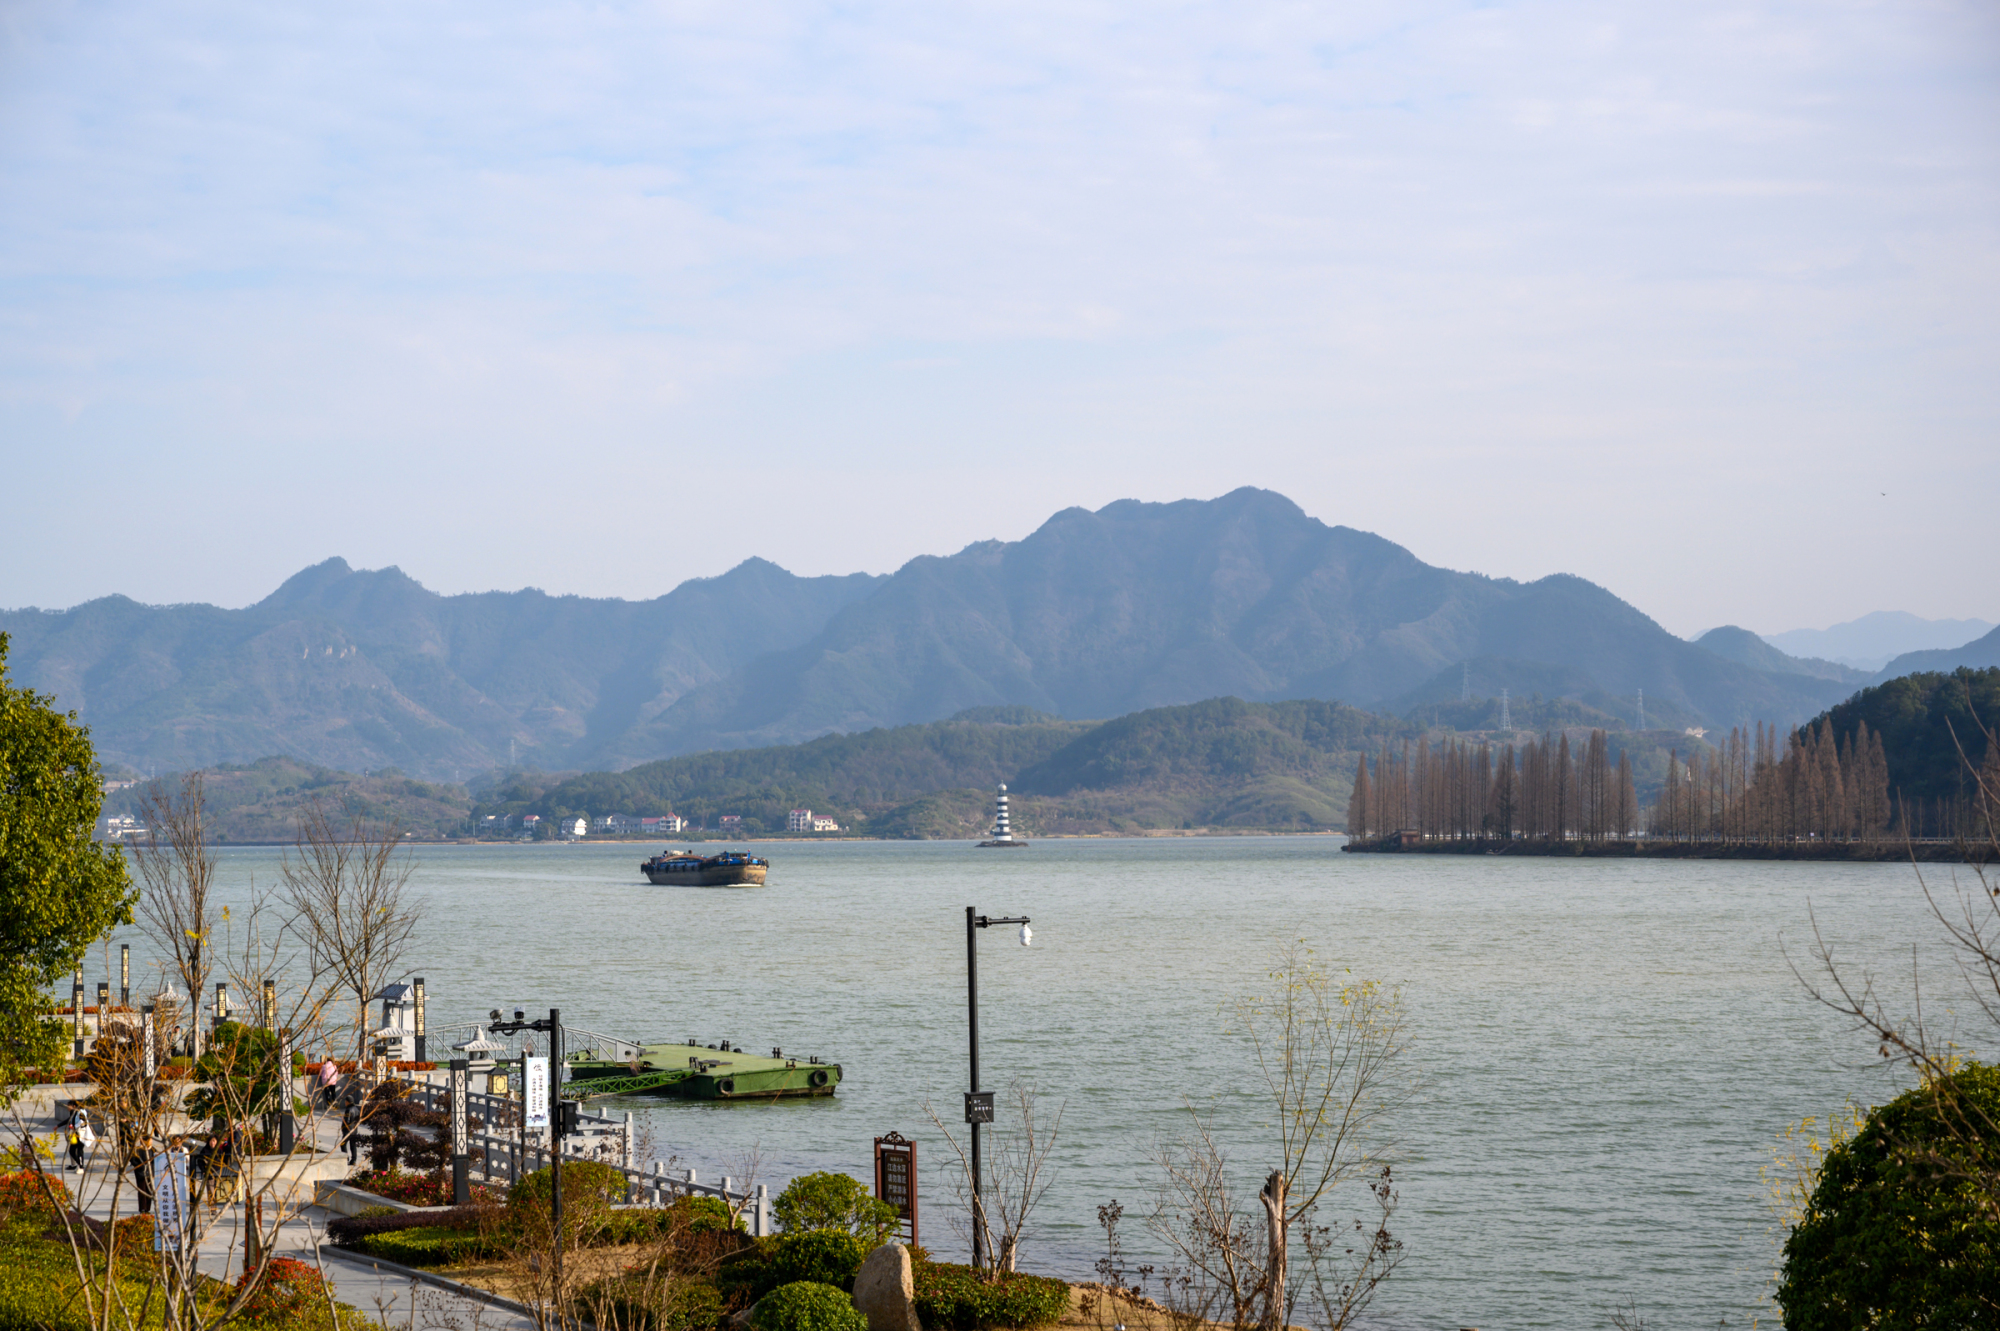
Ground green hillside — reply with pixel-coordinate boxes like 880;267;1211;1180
1803;667;2000;803
103;756;472;841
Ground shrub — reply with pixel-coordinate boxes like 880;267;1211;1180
753;1281;866;1331
508;1161;630;1215
326;1202;492;1245
673;1193;742;1234
0;1169;70;1221
773;1172;898;1242
913;1261;1071;1330
234;1255;351;1327
350;1225;505;1268
721;1226;871;1304
1778;1062;2000;1329
587;1273;728;1331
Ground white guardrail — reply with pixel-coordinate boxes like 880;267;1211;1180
397;1077;773;1237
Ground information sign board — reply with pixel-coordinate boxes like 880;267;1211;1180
874;1133;918;1247
151;1151;189;1252
963;1091;994;1124
524;1056;550;1130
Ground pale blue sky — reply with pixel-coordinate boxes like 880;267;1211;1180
3;0;1995;636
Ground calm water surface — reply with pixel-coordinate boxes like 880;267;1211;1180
129;837;1961;1328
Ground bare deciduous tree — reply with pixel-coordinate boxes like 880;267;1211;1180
132;774;217;1051
924;1080;1066;1274
279;796;420;1062
1148;943;1411;1331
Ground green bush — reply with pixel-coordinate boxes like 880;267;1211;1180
913;1261;1071;1330
508;1160;630;1214
753;1281;866;1331
1778;1062;2000;1329
352;1225;506;1268
673;1193;743;1234
772;1172;898;1242
587;1274;727;1331
719;1228;869;1303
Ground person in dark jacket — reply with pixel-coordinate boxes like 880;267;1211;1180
129;1135;156;1213
340;1094;362;1166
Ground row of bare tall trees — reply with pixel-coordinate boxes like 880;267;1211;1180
1647;718;1904;843
1347;731;1639;842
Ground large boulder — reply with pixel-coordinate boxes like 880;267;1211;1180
851;1243;921;1331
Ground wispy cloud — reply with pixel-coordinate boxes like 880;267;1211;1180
1;0;1995;631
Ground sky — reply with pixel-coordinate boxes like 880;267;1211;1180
2;0;1996;639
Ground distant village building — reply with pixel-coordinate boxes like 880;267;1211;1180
787;809;814;834
563;816;588;838
811;816;840;833
521;814;542;832
100;815;144;842
640;814;686;835
719;815;742;830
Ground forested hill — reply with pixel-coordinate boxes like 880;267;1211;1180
484;698;1416;837
1802;668;2000;803
5;489;1853;780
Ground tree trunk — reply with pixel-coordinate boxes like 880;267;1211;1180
1259;1170;1287;1331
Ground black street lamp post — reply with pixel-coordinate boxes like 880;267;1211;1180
964;906;1031;1270
491;1007;567;1291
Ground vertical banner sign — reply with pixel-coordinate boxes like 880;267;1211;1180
450;1058;470;1207
142;1008;157;1080
451;1064;468;1154
413;977;427;1065
874;1133;919;1248
524;1056;550;1131
152;1151;190;1252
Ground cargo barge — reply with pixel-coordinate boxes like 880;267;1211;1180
566;1040;840;1100
641;850;769;886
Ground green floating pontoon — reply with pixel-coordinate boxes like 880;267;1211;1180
565;1041;841;1101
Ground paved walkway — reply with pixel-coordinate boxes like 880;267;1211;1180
28;1089;538;1330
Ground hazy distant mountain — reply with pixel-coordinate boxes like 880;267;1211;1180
0;557;883;777
1763;612;1995;672
1;489;1855;780
1874;624;2000;681
1690;626;1869;686
617;489;1847;758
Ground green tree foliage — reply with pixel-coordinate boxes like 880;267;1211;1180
1778;1063;2000;1328
1808;667;2000;803
773;1171;899;1242
0;633;135;1097
184;1020;293;1122
751;1281;868;1331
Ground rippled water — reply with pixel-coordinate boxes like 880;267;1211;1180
107;836;1963;1328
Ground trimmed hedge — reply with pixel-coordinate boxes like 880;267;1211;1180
326;1203;491;1245
753;1281;867;1331
913;1261;1071;1330
348;1225;507;1268
719;1228;868;1303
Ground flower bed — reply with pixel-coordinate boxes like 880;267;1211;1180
345;1168;492;1208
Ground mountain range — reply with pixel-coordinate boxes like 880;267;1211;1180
1762;612;1997;672
6;488;1989;782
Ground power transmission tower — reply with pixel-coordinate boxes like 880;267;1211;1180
1500;689;1511;731
1637;689;1646;731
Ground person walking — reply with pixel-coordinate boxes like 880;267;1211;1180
64;1105;95;1171
129;1135;156;1214
340;1093;362;1167
317;1057;340;1110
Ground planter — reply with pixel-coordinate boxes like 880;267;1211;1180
242;1151;351;1208
315;1180;425;1217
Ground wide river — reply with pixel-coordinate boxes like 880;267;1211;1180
104;837;1965;1328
